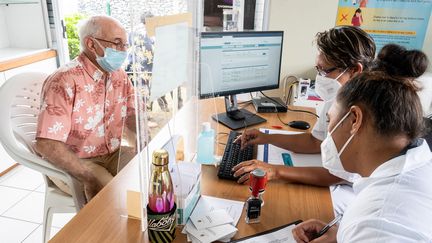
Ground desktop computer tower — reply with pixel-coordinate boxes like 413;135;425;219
252;97;288;113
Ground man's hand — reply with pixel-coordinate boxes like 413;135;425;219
232;159;277;184
292;219;338;243
35;138;102;201
237;129;269;149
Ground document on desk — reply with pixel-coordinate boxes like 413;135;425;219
186;223;238;243
182;195;244;242
257;129;322;167
231;220;302;243
188;195;244;226
190;209;234;230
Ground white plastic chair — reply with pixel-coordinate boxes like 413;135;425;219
0;72;86;242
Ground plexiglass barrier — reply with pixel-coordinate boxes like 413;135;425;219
107;0;238;236
117;0;204;234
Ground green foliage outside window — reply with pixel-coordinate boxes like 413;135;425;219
65;13;87;60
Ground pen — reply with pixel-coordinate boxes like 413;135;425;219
314;214;343;239
233;134;242;143
271;125;283;129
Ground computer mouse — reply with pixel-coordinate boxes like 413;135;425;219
288;120;310;130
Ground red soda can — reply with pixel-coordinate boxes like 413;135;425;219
249;169;267;197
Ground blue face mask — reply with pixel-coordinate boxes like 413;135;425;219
95;46;127;73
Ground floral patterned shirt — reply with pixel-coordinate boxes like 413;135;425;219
36;53;135;158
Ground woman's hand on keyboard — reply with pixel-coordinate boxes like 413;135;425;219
232;159;276;184
237;129;269;149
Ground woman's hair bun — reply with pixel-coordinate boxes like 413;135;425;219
374;44;428;78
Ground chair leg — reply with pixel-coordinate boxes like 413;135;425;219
42;206;53;243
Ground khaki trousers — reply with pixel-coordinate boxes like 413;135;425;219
49;150;120;196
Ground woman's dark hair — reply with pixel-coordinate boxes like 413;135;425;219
353;8;362;17
337;71;425;139
315;26;376;70
372;44;429;79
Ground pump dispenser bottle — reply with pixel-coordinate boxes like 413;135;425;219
196;122;215;164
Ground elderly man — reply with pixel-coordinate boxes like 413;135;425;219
35;15;135;201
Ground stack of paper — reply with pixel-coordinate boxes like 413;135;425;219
182;195;245;243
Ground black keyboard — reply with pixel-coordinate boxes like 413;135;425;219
218;131;254;180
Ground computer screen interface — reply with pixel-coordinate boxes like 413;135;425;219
199;31;284;99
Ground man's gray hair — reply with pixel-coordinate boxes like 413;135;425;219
78;15;122;51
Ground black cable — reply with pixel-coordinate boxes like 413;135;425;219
259;91;319;118
285;81;299;106
276;112;290;126
281;75;298;105
238;100;252;105
280;76;320;118
239;100;253;109
236;93;255;106
287;107;319;118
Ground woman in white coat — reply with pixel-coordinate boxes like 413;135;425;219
292;69;432;242
232;26;376;186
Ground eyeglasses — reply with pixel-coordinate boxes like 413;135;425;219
315;66;338;77
93;37;129;50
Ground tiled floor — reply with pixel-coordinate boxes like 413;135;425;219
0;165;75;243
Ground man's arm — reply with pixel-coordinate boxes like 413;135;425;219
35;138;102;200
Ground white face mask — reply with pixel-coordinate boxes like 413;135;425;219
315;68;348;101
321;111;361;182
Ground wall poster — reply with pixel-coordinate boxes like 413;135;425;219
336;0;432;50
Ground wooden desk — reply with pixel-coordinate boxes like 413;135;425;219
0;49;57;72
50;98;333;243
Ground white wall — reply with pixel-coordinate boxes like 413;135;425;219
423;16;432;70
0;6;10;48
5;2;47;49
268;0;432;80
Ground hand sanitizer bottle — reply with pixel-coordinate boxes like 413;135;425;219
196;122;215;164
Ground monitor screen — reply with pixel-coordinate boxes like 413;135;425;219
199;31;284;99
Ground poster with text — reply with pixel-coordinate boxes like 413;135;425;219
336;0;432;50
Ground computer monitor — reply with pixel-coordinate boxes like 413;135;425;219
199;31;284;129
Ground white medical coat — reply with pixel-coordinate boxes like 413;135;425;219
337;139;432;242
311;100;333;141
